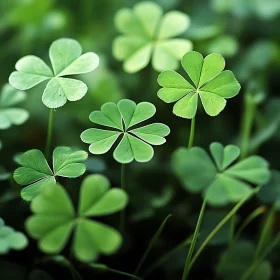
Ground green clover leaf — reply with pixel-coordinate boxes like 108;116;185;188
217;241;272;280
157;51;241;118
113;1;192;73
0;84;29;129
172;142;270;206
26;175;128;262
0;218;28;254
81;99;170;164
13;146;88;201
9;38;99;108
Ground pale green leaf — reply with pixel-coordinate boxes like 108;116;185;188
123;43;153;73
173;91;198;118
131;123;170;145
153;39;193;71
113;134;134;164
158;11;190;39
199;91;226;116
9;55;53;90
42;78;87;108
134;1;162;38
81;129;121;154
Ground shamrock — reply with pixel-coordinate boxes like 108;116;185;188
26;175;128;262
81;99;170;164
9;38;99;108
157;51;241;118
172;142;270;206
0;218;28;254
0;84;29;129
14;146;88;201
113;1;192;73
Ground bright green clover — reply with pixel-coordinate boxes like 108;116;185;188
0;218;28;254
172;142;270;206
9;38;99;108
113;1;192;73
0;84;29;129
26;175;128;262
157;51;241;118
13;146;88;201
81;99;170;164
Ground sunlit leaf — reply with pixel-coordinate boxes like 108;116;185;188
81;99;170;164
9;38;99;108
14;147;88;201
158;51;241;118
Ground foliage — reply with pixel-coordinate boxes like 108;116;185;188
14;146;88;201
157;51;241;118
0;218;28;254
172;142;270;205
81;99;170;163
0;84;29;130
113;1;192;73
217;241;272;280
9;38;99;108
26;175;128;262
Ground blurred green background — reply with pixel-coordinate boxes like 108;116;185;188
1;0;280;279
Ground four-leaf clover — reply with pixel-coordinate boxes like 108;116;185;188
9;38;99;108
0;84;29;129
113;1;192;73
14;146;88;201
172;142;270;206
0;218;28;254
81;99;170;164
158;51;241;118
26;175;128;262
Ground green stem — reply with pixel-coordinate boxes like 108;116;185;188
89;264;143;280
134;214;172;276
240;93;256;160
119;164;126;233
45;108;54;159
188;193;253;274
143;235;193;277
216;205;266;276
240;234;280;280
229;213;235;246
254;204;276;261
188;117;195;149
182;198;207;280
235;206;266;241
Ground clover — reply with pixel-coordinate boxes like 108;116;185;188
26;175;128;262
0;84;29;129
0;218;28;254
14;146;88;201
113;1;192;73
157;51;241;118
81;99;170;164
172;142;270;206
9;38;99;108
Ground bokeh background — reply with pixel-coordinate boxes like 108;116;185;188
1;0;280;279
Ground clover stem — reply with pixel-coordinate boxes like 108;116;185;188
182;198;207;280
119;164;126;233
240;234;280;280
45;108;54;159
88;263;143;280
229;213;236;246
188;117;195;149
254;203;276;261
187;192;254;276
216;205;266;276
143;235;193;277
240;93;256;160
134;214;172;277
